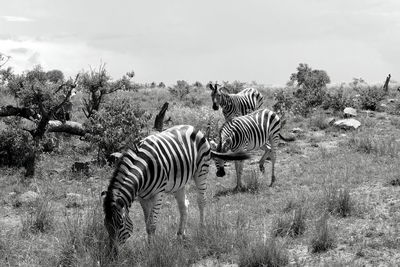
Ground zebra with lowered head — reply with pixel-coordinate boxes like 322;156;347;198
214;108;294;189
209;83;264;121
102;125;250;257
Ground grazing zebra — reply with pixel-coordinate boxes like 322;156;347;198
214;108;293;189
209;83;264;121
102;125;250;257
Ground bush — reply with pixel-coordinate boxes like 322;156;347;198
309;214;335;253
84;96;150;164
168;80;190;100
0;127;35;170
355;85;385;111
322;85;353;112
273;88;294;115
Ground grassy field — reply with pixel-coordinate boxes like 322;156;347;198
1;84;400;266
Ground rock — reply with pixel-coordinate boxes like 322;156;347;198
344;107;357;117
334;118;361;130
71;161;90;175
18;191;39;205
292;127;304;133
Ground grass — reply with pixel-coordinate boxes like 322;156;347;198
272;206;307;238
20;198;54;237
238;238;289;267
309;214;336;253
324;186;353;217
2;84;400;265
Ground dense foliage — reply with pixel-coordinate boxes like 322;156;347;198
83;96;151;164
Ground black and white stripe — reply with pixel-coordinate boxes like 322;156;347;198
214;108;292;188
209;84;264;121
102;125;250;257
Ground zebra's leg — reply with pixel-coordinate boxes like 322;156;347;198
235;160;244;191
269;138;277;187
193;166;208;228
259;146;271;173
139;193;164;242
174;188;189;237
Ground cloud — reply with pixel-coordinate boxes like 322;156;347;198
9;47;29;54
2;16;34;22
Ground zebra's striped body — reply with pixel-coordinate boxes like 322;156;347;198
215;108;291;188
209;84;264;121
102;125;250;257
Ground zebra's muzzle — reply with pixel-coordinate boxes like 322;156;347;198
212;104;219;111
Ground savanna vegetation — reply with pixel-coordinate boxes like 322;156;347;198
1;58;400;266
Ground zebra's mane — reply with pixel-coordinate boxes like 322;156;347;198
103;147;142;220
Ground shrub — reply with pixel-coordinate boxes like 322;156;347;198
0;127;35;171
309;214;335;253
168;80;190;100
239;238;289;267
84;96;150;164
350;79;385;111
273;88;294;115
322;85;353;112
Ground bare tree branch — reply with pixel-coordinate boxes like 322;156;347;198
47;120;87;136
0;105;38;121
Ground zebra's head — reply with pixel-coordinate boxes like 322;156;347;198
102;190;133;258
209;83;228;111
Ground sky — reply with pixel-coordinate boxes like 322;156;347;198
1;0;399;86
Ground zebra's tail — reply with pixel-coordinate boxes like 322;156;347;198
279;133;295;142
210;151;251;161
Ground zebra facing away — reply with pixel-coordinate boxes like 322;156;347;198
209;83;264;121
214;108;294;189
102;125;250;257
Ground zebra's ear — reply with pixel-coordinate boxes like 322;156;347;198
208;83;215;91
219;87;229;94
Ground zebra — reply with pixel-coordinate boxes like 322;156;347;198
214;108;294;189
101;125;250;257
209;83;264;121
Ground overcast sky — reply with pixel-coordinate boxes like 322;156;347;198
1;0;399;85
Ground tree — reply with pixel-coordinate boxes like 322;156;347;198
79;64;136;118
0;65;79;176
288;63;330;115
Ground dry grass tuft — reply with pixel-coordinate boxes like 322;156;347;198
309;214;336;253
20;198;54;237
238;238;289;267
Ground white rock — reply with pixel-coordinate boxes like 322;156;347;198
344;107;357;117
334;118;361;130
